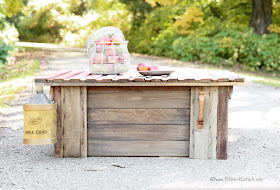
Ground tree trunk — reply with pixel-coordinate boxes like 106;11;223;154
249;0;272;35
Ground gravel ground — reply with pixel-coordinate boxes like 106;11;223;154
0;46;280;189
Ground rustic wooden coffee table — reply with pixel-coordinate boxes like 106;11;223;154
35;69;245;159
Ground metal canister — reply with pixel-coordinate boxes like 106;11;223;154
23;87;57;145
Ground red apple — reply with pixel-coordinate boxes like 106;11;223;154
97;37;111;45
105;48;117;56
111;34;123;45
149;65;160;71
95;54;107;64
137;62;149;71
108;55;118;64
119;55;129;64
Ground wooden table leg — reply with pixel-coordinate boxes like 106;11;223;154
61;86;87;158
217;86;230;159
190;87;218;159
51;86;63;158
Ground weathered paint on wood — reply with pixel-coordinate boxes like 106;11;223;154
88;109;190;125
88;124;190;141
189;87;218;159
87;87;191;109
88;140;189;156
217;86;229;159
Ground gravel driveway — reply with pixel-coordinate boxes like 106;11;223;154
0;46;280;189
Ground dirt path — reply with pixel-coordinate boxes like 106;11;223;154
0;46;280;189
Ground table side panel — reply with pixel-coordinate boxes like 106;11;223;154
87;86;191;157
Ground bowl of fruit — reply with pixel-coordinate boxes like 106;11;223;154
137;62;174;76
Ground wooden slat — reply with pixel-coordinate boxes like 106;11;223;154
88;109;190;125
35;71;71;83
217;86;229;159
87;87;191;109
80;86;87;158
64;71;90;82
51;86;63;158
88;125;190;141
51;71;84;82
61;87;83;157
87;140;189;156
80;74;103;82
36;81;245;87
128;72;143;82
96;75;117;82
112;72;134;83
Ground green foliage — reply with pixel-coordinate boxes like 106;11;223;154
171;27;280;72
0;41;14;72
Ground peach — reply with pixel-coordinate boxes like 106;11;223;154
137;62;149;71
149;65;160;71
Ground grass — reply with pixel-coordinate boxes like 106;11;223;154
0;59;40;110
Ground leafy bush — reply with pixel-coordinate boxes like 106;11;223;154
171;27;280;72
0;41;14;72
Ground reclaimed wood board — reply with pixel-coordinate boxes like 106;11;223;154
189;87;218;159
61;86;87;157
88;109;190;125
88;140;189;156
88;124;190;141
35;70;245;85
88;87;191;109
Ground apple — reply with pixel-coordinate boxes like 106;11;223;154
105;48;117;56
149;65;160;71
119;55;129;64
96;37;111;45
137;62;149;71
95;54;107;64
111;34;123;45
108;55;118;64
95;45;103;53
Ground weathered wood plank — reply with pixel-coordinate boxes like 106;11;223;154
88;109;190;125
35;71;72;83
36;81;245;87
87;87;191;109
88;124;190;141
52;86;63;158
61;87;81;157
217;86;229;159
80;74;103;82
112;72;133;83
64;71;90;83
51;71;84;82
96;75;117;82
80;86;87;158
88;140;189;156
189;87;218;159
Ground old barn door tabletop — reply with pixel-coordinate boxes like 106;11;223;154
35;70;245;159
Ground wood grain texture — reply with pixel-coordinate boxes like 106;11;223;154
51;86;63;158
88;109;190;125
36;81;245;87
80;86;87;158
88;140;189;156
61;87;85;157
88;124;190;141
217;86;229;159
189;87;218;159
87;87;191;109
51;71;84;82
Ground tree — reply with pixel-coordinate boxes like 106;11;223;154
249;0;272;35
